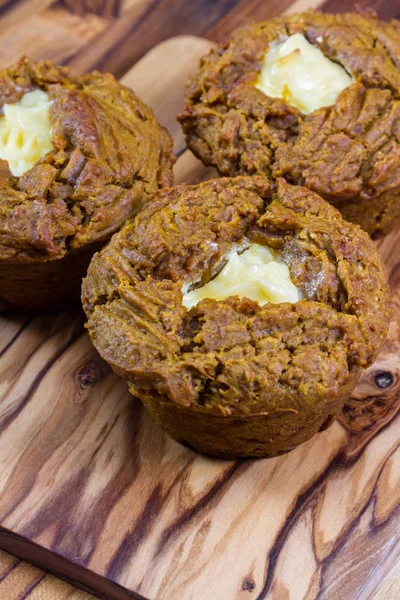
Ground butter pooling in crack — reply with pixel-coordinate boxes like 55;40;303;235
182;243;300;309
0;89;53;176
256;33;354;114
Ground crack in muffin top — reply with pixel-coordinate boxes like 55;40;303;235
0;57;175;262
82;176;391;413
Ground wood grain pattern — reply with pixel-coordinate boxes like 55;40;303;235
60;0;122;19
1;0;399;77
0;550;97;599
0;1;398;598
369;559;400;600
0;4;107;68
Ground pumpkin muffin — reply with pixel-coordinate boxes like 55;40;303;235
179;11;400;238
0;57;174;312
82;176;391;459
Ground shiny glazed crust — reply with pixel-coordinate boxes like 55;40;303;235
82;176;392;458
179;11;400;238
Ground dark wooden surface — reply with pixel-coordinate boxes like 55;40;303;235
0;1;400;599
0;0;399;76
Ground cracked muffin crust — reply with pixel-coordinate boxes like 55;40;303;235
82;176;391;458
0;57;175;312
179;11;400;238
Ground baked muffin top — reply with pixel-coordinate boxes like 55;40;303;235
179;11;400;234
82;176;391;415
0;58;175;262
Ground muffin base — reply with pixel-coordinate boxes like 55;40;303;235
138;368;361;459
0;243;103;313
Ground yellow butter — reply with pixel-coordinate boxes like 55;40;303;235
0;89;53;176
182;244;300;309
256;33;354;114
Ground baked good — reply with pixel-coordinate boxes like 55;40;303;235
82;176;391;458
0;57;174;312
179;11;400;238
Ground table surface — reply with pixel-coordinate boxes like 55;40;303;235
1;0;400;598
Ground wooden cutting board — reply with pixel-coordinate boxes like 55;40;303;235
0;35;399;600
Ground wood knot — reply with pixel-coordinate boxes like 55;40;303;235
77;361;100;389
374;371;393;389
340;343;400;438
241;578;256;592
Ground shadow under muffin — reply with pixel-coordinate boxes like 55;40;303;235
82;176;391;459
179;10;400;238
0;57;175;312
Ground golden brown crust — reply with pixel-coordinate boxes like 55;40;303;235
179;11;400;237
0;57;175;311
82;176;392;458
0;57;175;259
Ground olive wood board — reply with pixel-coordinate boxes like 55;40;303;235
0;35;399;600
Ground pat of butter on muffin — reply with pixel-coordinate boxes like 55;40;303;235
256;33;354;114
0;89;53;176
183;243;300;309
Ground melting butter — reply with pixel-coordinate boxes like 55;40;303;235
0;89;53;176
182;244;300;309
256;33;354;114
